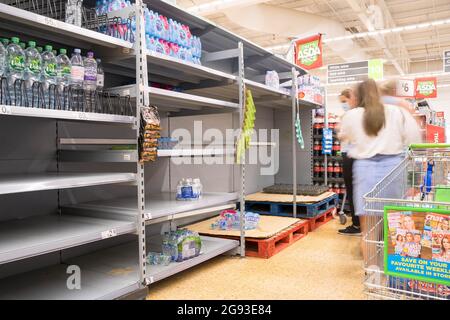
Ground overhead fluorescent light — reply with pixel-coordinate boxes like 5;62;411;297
265;17;450;51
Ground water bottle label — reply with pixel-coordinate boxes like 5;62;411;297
29;59;41;74
155;18;163;33
44;63;57;77
62;66;71;76
97;74;104;87
9;56;25;71
71;66;84;81
181;186;193;198
84;74;97;81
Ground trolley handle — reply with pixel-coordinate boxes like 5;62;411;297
409;143;450;150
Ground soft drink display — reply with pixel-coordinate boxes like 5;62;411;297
6;37;25;106
24;41;42;106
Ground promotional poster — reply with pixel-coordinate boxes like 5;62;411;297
385;207;450;286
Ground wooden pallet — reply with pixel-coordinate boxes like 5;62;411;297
302;207;336;232
245;193;338;218
205;219;309;259
244;220;309;259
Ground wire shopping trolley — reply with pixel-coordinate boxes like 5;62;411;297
363;144;450;300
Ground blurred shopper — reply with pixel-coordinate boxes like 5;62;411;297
380;80;414;113
337;89;361;236
339;79;422;261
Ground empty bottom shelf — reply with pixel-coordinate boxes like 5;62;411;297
0;241;141;300
0;236;238;299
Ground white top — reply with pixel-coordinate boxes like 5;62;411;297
339;104;422;160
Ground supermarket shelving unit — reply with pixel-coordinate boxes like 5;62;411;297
0;0;321;299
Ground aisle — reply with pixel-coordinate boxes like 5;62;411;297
147;219;365;300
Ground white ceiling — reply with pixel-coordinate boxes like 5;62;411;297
177;0;450;89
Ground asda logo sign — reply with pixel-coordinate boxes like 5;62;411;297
415;77;437;98
297;40;321;66
416;81;436;96
294;34;323;70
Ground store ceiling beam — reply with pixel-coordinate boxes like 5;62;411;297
344;0;406;76
376;0;411;74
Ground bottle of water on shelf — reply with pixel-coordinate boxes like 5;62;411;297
41;45;57;109
65;0;83;27
96;58;104;91
24;41;42;107
69;48;84;111
6;37;25;106
83;51;97;112
0;40;5;78
56;48;71;109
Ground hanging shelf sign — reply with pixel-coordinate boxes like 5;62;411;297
415;77;438;99
294;34;323;70
443;51;450;73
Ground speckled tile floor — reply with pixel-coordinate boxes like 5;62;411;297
147;219;365;300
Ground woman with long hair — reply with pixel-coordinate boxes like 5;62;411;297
339;79;422;261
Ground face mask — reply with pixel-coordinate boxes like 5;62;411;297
341;102;350;112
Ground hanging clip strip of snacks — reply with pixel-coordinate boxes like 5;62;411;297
236;89;257;164
139;106;161;163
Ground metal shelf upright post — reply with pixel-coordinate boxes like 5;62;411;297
135;0;149;287
238;42;246;257
291;67;298;218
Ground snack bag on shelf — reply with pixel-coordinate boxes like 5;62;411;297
139;106;161;162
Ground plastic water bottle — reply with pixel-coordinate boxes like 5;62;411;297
70;48;84;88
6;37;25;106
65;0;83;27
96;58;104;91
83;51;97;112
0;40;6;78
69;48;84;111
83;52;97;90
41;45;57;108
56;48;71;109
1;38;10;47
24;41;42;107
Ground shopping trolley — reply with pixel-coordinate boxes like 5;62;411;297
363;144;450;300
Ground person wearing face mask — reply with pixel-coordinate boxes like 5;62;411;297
337;89;361;236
